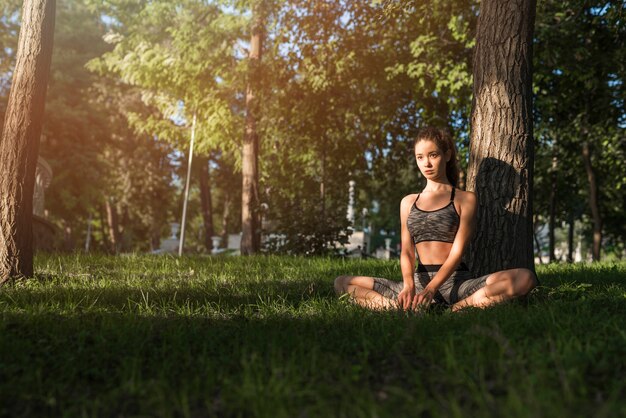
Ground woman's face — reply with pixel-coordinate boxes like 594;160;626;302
414;139;450;181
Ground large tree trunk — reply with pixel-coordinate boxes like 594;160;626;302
240;2;264;255
581;141;601;261
0;0;56;284
466;0;537;277
198;156;214;252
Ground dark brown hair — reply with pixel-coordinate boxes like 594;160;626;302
412;127;460;187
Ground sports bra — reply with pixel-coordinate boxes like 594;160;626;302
407;188;460;244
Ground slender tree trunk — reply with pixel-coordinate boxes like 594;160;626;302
548;144;558;262
62;220;74;252
198;156;214;252
320;136;326;220
533;224;543;265
221;194;231;249
119;203;129;251
581;141;601;261
150;215;161;253
150;226;160;252
85;212;92;253
105;198;121;254
567;213;574;263
241;2;264;255
99;203;108;251
0;0;56;283
466;0;537;276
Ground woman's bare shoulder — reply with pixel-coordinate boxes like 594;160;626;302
400;193;419;206
455;189;477;207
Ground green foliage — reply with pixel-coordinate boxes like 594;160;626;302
2;0;623;257
533;0;626;257
37;1;115;247
0;0;21;97
88;0;246;157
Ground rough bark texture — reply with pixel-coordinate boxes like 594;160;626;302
582;141;601;261
240;5;264;255
0;0;56;284
466;0;537;276
198;157;214;252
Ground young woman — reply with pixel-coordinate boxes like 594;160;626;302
334;127;538;311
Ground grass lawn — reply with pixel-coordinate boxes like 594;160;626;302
1;254;625;417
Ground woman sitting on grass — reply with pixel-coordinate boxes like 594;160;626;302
334;127;538;311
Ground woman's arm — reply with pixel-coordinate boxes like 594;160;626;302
398;194;417;310
413;191;478;307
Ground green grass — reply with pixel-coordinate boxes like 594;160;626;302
1;254;625;417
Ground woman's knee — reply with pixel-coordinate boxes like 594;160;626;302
334;275;352;294
486;268;536;298
514;268;537;296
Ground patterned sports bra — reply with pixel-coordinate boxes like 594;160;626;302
407;188;460;244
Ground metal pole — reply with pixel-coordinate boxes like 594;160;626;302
179;113;197;256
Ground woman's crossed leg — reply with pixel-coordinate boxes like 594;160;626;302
334;275;398;310
451;268;538;312
335;268;537;312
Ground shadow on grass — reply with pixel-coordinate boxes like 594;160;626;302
2;294;626;417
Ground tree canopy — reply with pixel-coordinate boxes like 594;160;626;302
0;0;623;260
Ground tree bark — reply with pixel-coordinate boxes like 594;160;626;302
241;2;264;255
0;0;56;283
581;141;602;261
198;156;214;252
466;0;537;276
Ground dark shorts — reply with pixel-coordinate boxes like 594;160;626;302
372;263;490;306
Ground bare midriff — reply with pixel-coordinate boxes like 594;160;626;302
415;241;453;265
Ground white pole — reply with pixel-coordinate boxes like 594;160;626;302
179;113;197;256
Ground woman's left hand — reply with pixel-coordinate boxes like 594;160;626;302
412;287;435;311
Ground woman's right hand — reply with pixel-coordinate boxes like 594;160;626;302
397;285;416;310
